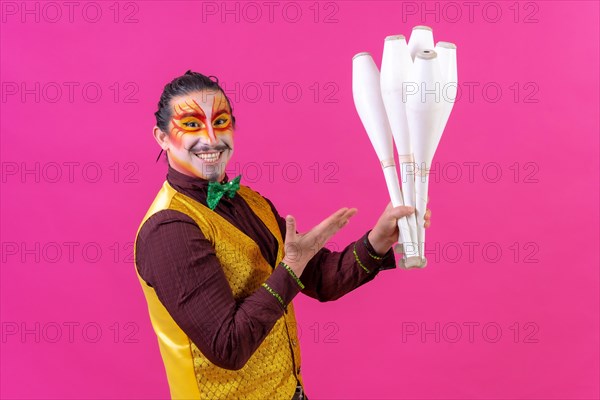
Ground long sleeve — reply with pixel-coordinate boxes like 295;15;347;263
135;209;304;371
262;197;397;302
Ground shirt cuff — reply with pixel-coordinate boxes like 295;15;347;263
261;262;303;311
354;229;397;273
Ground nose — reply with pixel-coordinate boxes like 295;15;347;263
206;124;218;145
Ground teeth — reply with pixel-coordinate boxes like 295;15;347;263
195;151;222;162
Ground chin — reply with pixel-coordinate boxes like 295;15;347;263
203;171;222;182
199;162;229;182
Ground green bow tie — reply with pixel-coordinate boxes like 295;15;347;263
206;175;242;210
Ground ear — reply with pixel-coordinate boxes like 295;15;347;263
153;126;169;150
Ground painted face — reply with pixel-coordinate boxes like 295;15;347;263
164;89;234;182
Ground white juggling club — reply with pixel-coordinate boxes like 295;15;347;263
434;41;458;136
352;52;421;266
406;50;444;266
407;26;434;61
380;35;420;261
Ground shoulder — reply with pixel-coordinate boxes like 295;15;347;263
137;209;199;241
135;209;210;283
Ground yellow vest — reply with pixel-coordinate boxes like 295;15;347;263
133;181;303;399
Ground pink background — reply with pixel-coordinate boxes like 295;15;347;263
1;1;599;399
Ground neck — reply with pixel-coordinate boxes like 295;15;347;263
168;162;227;183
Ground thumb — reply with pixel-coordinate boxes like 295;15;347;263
391;206;415;218
285;215;296;240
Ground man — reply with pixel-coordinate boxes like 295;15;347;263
134;71;431;399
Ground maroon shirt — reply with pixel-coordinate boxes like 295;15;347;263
135;165;396;371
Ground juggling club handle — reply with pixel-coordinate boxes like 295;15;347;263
381;165;421;266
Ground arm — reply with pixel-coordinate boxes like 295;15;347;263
263;198;396;302
135;210;304;371
297;229;396;301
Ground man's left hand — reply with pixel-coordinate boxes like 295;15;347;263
367;202;432;255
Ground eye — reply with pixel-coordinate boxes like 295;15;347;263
213;113;231;128
179;117;205;131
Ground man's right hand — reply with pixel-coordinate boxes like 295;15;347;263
282;207;358;277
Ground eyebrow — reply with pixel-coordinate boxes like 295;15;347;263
212;109;231;119
175;111;206;120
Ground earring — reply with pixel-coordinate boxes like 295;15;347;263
155;149;164;163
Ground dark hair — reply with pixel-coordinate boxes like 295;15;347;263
154;70;236;162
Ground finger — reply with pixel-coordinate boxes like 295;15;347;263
316;207;351;230
424;220;431;229
308;209;346;241
342;207;358;220
332;208;357;231
335;207;358;228
389;206;415;218
424;209;431;220
314;207;357;242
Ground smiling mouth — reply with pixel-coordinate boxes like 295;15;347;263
194;150;224;163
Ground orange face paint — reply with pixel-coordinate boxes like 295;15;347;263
171;96;233;138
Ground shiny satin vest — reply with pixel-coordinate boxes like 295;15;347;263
133;181;303;399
